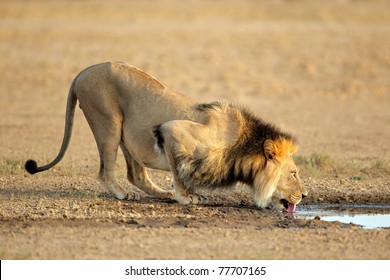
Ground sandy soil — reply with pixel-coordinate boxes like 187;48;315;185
0;0;389;259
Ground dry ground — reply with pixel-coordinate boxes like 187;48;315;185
0;0;389;259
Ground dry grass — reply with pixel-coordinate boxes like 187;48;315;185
295;154;390;179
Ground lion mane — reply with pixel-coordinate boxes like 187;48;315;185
154;100;303;209
158;101;295;187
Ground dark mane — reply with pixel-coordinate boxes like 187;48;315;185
198;101;296;151
196;101;227;112
179;102;297;189
229;107;296;157
222;107;296;185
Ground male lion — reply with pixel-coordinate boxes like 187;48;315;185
25;62;307;212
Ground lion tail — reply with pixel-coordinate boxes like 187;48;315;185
25;78;78;174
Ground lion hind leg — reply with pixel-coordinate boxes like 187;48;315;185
98;161;131;200
83;112;131;200
119;143;174;200
97;139;131;200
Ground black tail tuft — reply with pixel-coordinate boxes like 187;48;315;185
153;124;165;150
25;159;38;174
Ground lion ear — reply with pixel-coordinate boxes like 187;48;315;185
264;138;299;161
264;139;275;161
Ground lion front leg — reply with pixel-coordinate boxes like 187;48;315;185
155;121;208;205
168;152;208;205
172;180;207;205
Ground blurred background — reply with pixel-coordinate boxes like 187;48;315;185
1;0;389;168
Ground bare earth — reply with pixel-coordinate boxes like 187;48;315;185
0;0;389;259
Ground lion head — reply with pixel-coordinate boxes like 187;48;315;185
271;156;307;213
253;137;307;212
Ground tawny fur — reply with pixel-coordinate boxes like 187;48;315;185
25;62;307;209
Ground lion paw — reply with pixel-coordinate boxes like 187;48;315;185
190;194;208;204
163;190;176;200
125;192;141;201
176;193;208;205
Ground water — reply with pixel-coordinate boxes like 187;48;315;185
294;205;390;229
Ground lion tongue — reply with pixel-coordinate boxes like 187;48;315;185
284;203;296;213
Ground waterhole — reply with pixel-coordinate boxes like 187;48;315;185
294;205;390;229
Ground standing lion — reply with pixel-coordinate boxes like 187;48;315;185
25;62;307;212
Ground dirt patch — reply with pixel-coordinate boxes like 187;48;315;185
2;219;389;260
1;175;389;259
1;0;390;259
